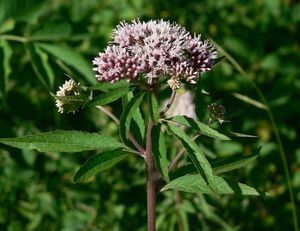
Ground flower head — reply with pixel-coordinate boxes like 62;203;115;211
93;19;217;88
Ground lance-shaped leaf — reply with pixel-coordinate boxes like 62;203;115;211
37;43;97;84
34;45;55;88
161;174;266;196
74;149;128;183
152;125;170;182
27;43;51;90
0;39;12;103
233;92;267;110
171;149;259;178
90;79;130;91
120;92;146;142
167;123;214;188
87;87;129;107
171;116;230;140
211;149;260;174
148;92;159;125
0;130;124;153
123;91;145;140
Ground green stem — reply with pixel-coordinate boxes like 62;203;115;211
213;40;299;231
0;34;28;43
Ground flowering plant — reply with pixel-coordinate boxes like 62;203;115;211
0;19;266;231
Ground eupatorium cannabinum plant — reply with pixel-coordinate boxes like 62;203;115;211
0;19;266;231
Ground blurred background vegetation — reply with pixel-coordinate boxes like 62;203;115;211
0;0;300;230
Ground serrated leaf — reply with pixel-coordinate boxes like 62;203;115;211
90;80;130;91
0;38;12;103
54;95;88;103
87;87;129;107
211;149;260;174
74;149;128;183
166;123;214;188
0;130;124;153
161;174;266;196
152;125;169;182
148;92;159;125
171;116;230;140
37;43;96;84
120;92;146;142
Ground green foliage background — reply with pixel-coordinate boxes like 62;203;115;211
0;0;300;230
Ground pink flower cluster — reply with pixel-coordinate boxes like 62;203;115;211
93;19;217;88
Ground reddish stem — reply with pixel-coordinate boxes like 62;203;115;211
145;119;156;231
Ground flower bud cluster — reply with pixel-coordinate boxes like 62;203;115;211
55;79;87;114
208;102;226;124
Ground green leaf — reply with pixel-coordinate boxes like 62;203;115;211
27;43;51;90
123;91;145;140
197;194;238;231
90;79;130;91
0;19;15;33
178;209;190;231
161;174;266;196
0;0;45;24
229;131;257;138
148;92;159;125
171;149;259;178
0;130;124;153
233;92;267;110
54;95;88;103
74;149;128;183
152;125;170;182
120;92;146;142
0;38;12;103
34;45;55;88
166;123;214;188
37;43;97;84
211;149;260;175
53;94;89;112
30;22;72;41
171;116;230;140
87;87;129;107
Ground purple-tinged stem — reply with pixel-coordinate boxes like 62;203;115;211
145;119;156;231
160;91;176;116
96;105;145;155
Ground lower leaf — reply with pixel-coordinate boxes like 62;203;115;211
161;174;267;196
